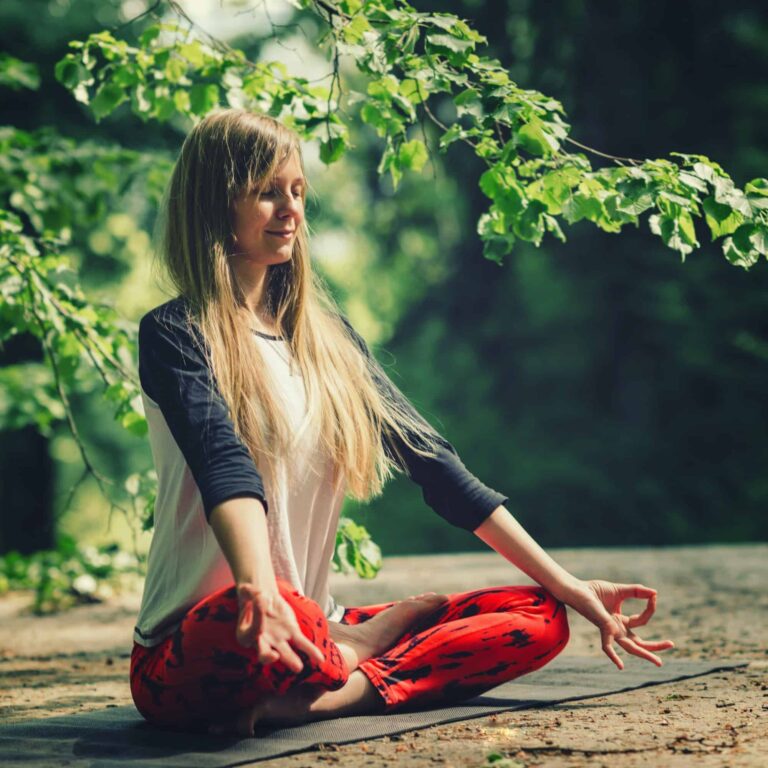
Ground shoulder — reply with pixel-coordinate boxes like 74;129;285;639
138;296;206;355
336;312;372;359
140;296;192;330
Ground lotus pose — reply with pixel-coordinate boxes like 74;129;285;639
129;109;674;737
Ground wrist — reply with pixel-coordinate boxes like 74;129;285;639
235;581;280;611
235;570;278;593
551;575;589;604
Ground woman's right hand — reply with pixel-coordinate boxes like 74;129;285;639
234;582;325;673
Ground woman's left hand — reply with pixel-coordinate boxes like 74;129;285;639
564;579;675;670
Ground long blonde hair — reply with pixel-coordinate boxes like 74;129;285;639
152;108;444;502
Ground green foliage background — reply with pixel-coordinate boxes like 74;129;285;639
1;0;766;582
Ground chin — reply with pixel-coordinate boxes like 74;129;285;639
272;251;293;264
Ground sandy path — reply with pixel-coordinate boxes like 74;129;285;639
1;544;765;766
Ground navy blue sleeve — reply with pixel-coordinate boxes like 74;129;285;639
138;300;268;524
339;315;508;532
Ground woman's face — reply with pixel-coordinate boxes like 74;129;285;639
230;150;305;267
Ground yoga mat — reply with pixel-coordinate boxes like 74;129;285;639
0;655;745;768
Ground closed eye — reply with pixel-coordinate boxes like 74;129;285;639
261;187;304;199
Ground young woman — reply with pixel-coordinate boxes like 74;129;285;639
130;108;674;737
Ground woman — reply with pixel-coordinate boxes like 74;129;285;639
130;108;674;737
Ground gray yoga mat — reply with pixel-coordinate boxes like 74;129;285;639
0;655;745;768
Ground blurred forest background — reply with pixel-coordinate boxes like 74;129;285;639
1;0;767;569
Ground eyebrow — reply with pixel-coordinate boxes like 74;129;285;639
269;175;306;185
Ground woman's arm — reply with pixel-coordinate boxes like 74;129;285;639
209;497;278;591
209;496;324;671
338;313;507;531
475;505;675;669
139;300;268;523
140;302;321;670
473;504;581;601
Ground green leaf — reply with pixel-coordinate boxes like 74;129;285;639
319;136;345;165
543;212;567;243
164;55;188;83
677;170;708;194
173;89;191;113
139;26;161;47
714;184;752;217
517;116;558;157
454;87;483;119
342;13;371;44
397;139;428;172
189;83;219;115
513;200;547;244
527;167;581;214
90;83;126;120
121;411;148;437
438;123;467;152
54;56;91;91
367;75;399;100
481;234;513;264
722;233;760;269
178;41;206;68
745;178;768;211
562;192;602;224
733;223;767;257
744;178;768;197
333;517;382;579
479;165;526;212
426;34;475;54
649;211;697;259
702;195;743;239
615;191;655;216
0;54;40;91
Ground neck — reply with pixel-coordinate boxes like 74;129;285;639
232;264;271;321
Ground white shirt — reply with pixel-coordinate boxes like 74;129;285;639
133;329;346;648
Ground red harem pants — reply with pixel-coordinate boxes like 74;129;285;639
130;578;570;730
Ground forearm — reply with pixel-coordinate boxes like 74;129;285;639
209;497;278;593
474;505;582;602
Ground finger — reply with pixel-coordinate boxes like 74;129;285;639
617;635;663;667
601;636;624;671
624;583;658;599
235;599;256;647
627;630;675;652
292;632;326;665
236;707;259;738
636;639;675;652
256;637;280;666
276;641;305;673
627;592;657;629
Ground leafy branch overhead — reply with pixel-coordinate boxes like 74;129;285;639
1;2;765;589
0;56;170;541
54;0;768;268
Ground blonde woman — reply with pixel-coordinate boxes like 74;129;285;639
129;109;674;736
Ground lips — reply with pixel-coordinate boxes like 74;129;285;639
267;230;294;236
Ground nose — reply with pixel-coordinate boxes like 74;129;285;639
276;192;303;217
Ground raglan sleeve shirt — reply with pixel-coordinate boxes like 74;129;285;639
339;315;509;532
138;303;269;523
139;298;506;534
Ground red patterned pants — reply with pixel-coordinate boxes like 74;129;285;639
130;578;569;730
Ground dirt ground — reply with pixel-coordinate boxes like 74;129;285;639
1;544;766;767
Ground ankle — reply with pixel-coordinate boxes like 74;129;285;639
336;640;360;671
306;670;385;718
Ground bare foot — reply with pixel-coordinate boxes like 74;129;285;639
328;592;449;671
209;671;382;735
